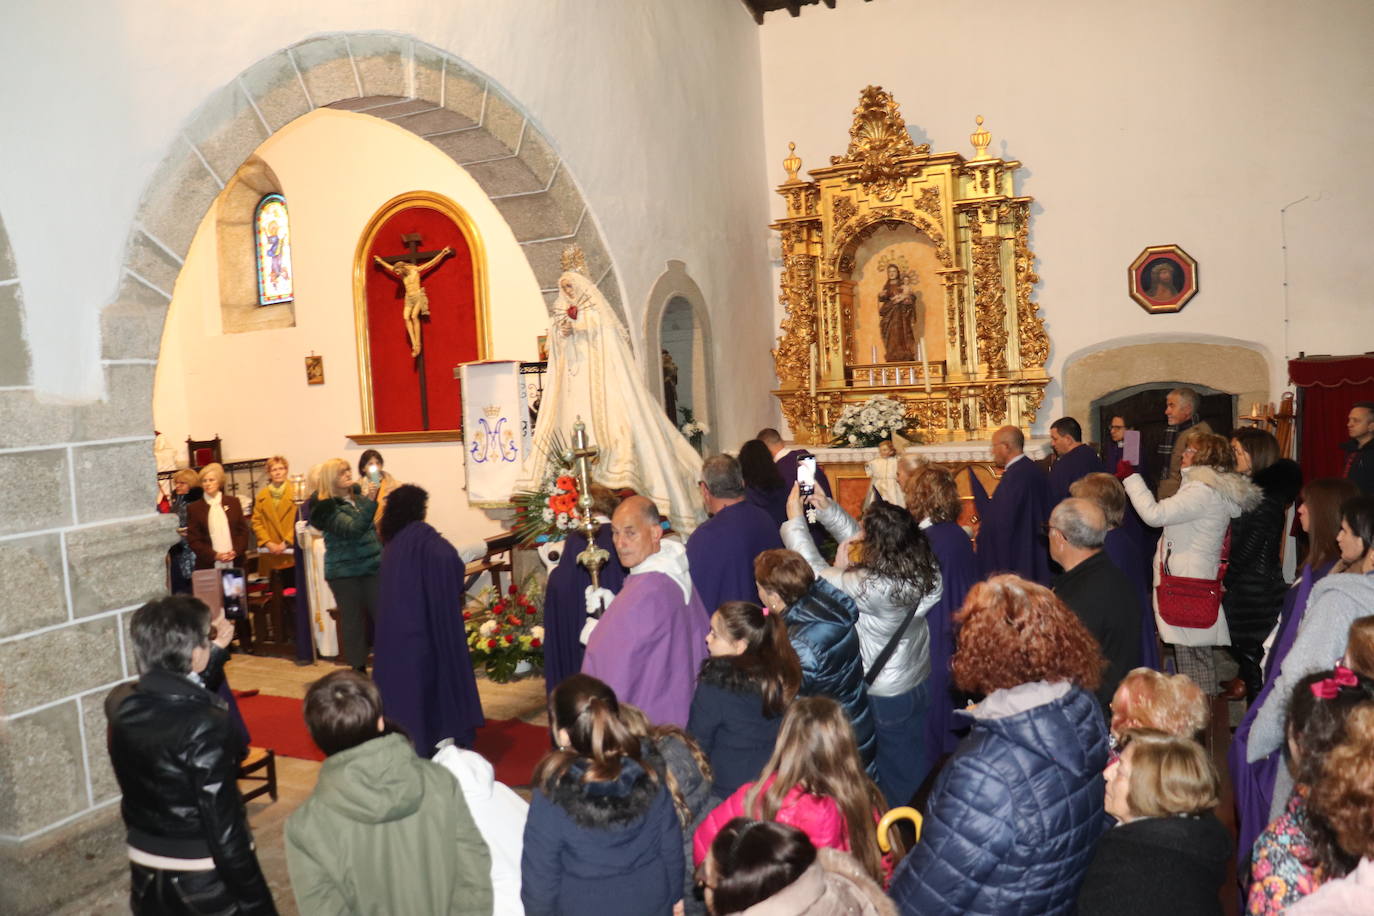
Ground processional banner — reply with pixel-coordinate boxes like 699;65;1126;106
459;360;531;506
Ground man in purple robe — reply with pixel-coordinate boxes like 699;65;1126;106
1047;417;1105;505
968;425;1053;584
687;454;784;613
582;495;709;727
759;428;832;547
372;485;484;754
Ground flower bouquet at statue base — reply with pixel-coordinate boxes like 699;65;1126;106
464;581;544;683
831;396;909;448
511;430;583;545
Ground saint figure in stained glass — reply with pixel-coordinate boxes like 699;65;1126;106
255;194;293;305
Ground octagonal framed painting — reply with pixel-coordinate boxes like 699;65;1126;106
1129;244;1198;314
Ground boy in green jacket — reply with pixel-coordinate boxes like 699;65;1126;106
286;670;494;914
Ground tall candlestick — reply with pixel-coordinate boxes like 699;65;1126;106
809;344;817;397
919;339;932;395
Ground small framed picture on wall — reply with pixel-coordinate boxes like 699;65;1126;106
305;354;324;385
1128;244;1198;314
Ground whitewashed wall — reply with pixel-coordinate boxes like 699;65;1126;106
0;0;777;448
759;0;1374;432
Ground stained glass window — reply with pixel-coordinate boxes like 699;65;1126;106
254;194;293;305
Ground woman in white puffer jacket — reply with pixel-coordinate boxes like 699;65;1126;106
1123;431;1261;696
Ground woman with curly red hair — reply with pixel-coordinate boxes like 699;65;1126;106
888;574;1111;915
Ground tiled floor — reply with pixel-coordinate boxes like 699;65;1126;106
56;655;547;915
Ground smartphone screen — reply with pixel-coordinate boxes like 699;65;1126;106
797;455;817;497
220;568;247;620
1123;430;1141;466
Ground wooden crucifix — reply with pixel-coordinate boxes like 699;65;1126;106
373;233;452;430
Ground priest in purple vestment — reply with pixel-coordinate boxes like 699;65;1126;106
686;454;784;614
899;459;979;767
582;495;709;727
372;485;484;754
1047;417;1106;505
968;425;1053;584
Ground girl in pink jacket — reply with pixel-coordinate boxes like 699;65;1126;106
693;697;894;887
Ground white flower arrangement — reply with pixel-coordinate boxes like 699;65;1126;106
831;396;907;448
681;420;708;438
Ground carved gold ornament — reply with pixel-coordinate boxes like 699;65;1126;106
770;87;1050;444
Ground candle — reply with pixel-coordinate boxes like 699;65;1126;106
871;344;878;364
920;339;932;395
809;344;817;397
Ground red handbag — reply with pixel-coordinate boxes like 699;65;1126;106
1156;528;1231;629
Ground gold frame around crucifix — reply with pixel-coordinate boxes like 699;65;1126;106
771;87;1051;444
349;190;491;444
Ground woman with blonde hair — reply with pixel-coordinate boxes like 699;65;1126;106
888;575;1109;914
166;467;203;593
251;455;297;568
1122;431;1262;696
309;457;382;671
1077;729;1230;914
185;462;250;570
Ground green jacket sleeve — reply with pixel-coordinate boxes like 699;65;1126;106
284;814;352;916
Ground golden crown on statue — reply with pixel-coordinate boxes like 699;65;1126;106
482;404;503;419
560;245;588;276
876;251;910;276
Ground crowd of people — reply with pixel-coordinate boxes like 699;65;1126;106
110;397;1374;914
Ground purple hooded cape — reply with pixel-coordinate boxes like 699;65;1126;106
1048;444;1106;506
1103;505;1159;670
582;570;709;727
921;520;979;764
372;521;485;754
542;526;628;693
969;457;1053;584
1227;561;1331;878
686;500;784;614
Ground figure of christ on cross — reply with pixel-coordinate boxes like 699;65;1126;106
372;235;453;358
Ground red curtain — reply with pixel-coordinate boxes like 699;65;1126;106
364;207;479;433
1289;355;1374;482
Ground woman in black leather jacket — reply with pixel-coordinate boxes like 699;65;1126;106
1223;429;1303;702
106;596;276;915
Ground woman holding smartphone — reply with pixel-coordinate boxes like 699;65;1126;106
358;449;398;528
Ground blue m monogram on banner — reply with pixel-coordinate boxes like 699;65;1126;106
468;416;519;463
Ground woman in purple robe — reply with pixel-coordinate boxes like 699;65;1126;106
902;463;978;770
373;484;484;754
1228;477;1358;884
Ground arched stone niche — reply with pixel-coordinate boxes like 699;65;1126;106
644;260;716;453
104;31;624;368
216;156;294;333
1061;338;1270;438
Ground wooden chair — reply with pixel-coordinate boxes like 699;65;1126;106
186;435;223;470
238;747;277;803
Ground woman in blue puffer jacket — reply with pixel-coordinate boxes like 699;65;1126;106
753;548;878;776
889;574;1110;915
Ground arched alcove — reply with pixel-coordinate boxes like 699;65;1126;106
644;260;716;453
216;156;294;333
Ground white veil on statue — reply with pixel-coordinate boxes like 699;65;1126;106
521;267;704;534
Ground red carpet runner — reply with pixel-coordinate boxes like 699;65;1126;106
236;694;549;786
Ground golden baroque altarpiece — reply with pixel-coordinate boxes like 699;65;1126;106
771;86;1051;444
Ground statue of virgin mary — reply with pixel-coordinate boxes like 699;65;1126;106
520;264;704;534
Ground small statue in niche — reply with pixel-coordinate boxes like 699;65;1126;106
878;263;920;362
661;349;679;421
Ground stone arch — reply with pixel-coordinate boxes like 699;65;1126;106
644;260;717;453
103;31;624;367
1061;336;1271;438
